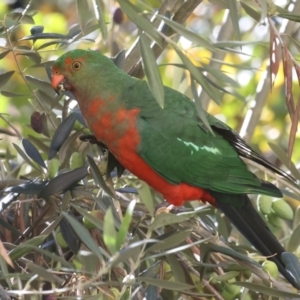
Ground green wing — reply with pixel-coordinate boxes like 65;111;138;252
123;80;279;197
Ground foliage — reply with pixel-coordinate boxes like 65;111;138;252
0;0;299;299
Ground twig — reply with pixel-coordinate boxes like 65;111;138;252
240;1;300;142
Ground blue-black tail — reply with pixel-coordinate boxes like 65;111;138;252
210;191;300;289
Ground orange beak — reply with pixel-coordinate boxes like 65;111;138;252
51;73;65;93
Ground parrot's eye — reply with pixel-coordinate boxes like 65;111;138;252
72;61;81;70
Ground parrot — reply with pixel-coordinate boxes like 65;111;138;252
51;49;300;288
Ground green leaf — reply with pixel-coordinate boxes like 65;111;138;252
59;217;80;253
268;142;300;181
13;143;41;172
93;0;108;39
48;113;77;159
27;262;63;283
232;282;300;297
172;45;221;104
139;31;164;108
20;33;70;41
23;245;73;268
146;229;192;252
211;271;240;281
118;0;161;46
166;254;187;283
1;91;29;98
278;13;300;22
87;155;116;199
213;40;260;48
241;1;261;22
71;204;104;231
17;52;41;64
0;51;11;60
38;167;88;199
76;0;91;34
116;200;135;251
134;180;154;216
209;245;261;266
103;207;117;254
25;75;54;95
155;14;214;50
22;138;47;169
141;277;194;291
0;71;14;88
62;212;104;260
9;235;47;261
150;212;193;231
7;12;35;24
108;239;158;266
201;64;240;88
145;236;213;261
228;0;241;40
191;78;214;135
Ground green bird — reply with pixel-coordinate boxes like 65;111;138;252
52;49;299;288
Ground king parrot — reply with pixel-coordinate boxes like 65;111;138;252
51;49;299;288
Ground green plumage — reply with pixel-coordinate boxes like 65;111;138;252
53;50;283;199
52;49;300;288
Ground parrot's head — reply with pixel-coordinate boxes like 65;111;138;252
51;49;114;96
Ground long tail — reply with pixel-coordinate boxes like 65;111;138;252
210;191;300;289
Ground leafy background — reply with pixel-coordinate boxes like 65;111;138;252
0;0;300;299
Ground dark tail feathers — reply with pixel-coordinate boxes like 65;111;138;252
210;191;300;289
